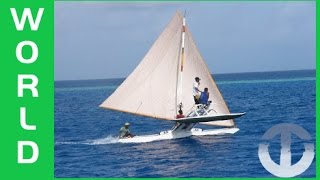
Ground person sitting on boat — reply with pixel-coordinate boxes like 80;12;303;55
200;87;210;105
176;109;185;119
119;122;134;138
193;77;201;104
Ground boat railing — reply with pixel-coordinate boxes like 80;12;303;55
186;103;214;118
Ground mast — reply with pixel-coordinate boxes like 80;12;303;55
177;12;186;112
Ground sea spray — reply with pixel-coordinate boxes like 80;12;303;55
89;135;119;145
55;135;119;145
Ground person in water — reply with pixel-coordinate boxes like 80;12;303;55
119;122;134;138
200;87;210;105
193;77;201;104
176;109;185;119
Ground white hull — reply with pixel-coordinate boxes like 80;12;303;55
118;128;239;143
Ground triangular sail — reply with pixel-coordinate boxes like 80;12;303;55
100;12;183;120
100;11;235;127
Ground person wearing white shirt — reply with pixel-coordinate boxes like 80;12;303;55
193;77;201;104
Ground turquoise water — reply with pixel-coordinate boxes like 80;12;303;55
54;70;316;177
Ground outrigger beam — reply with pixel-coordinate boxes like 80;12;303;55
173;113;246;124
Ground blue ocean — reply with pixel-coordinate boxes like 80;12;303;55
54;70;316;178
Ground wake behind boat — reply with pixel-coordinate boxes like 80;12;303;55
100;11;245;143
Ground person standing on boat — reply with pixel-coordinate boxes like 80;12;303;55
119;122;133;138
193;77;201;104
200;87;210;105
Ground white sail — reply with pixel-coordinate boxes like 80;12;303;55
100;11;235;127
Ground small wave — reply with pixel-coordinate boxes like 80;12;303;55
55;141;83;145
87;136;119;145
55;135;119;145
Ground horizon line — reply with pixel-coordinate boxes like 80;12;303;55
54;68;315;82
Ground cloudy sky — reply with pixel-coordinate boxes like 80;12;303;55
55;2;315;81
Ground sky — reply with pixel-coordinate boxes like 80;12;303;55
55;2;315;81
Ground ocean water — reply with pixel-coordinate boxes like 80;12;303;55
54;70;316;178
